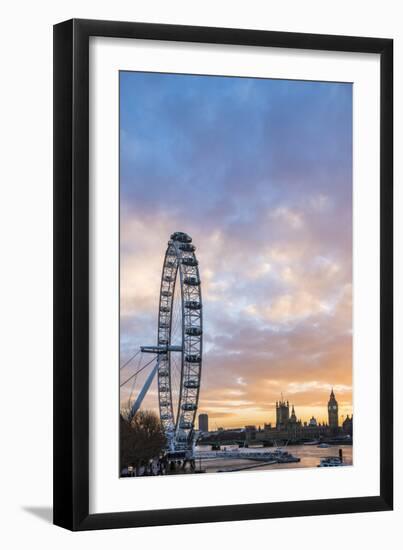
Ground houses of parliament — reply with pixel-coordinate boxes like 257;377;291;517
245;389;353;445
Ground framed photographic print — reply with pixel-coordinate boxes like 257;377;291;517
53;19;393;530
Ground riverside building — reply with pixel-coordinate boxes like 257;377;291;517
245;390;352;446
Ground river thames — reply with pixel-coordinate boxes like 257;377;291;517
194;444;353;473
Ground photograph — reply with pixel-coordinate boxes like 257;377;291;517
119;70;354;478
0;0;395;540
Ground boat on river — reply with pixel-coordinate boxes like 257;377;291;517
195;447;300;463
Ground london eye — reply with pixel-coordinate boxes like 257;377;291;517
120;231;203;453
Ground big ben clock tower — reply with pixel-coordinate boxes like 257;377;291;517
328;388;339;430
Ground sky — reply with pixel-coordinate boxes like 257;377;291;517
119;71;352;429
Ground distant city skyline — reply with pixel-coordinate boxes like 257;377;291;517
120;71;353;428
197;387;351;430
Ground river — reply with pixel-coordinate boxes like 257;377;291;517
194;444;353;473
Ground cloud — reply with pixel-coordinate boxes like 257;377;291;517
270;206;304;230
285;381;352;395
119;72;353;427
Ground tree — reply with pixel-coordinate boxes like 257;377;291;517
120;410;166;473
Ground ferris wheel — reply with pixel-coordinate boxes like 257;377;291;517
121;232;203;452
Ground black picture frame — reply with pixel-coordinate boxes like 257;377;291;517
53;18;393;531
